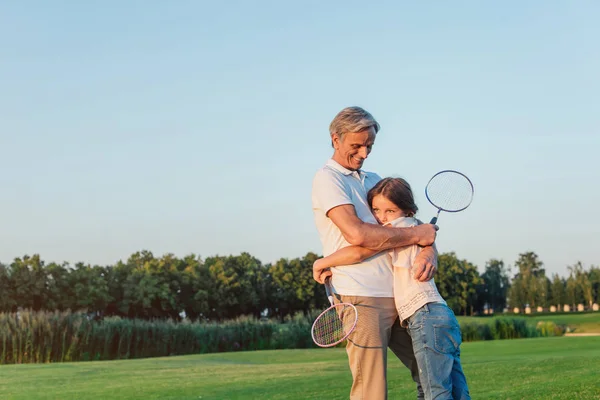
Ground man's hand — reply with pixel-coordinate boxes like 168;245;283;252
313;259;332;284
414;224;438;247
412;246;437;282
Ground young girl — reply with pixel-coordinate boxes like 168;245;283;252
313;177;471;400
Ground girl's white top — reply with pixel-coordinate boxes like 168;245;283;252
385;216;446;324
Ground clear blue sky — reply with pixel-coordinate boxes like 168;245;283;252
1;1;598;277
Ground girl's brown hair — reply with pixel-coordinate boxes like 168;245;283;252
367;177;418;217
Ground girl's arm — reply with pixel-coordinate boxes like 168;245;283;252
313;246;381;284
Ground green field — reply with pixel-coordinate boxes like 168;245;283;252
1;336;599;399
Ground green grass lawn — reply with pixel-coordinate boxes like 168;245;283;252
1;336;599;399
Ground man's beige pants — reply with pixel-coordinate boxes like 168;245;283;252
335;294;422;400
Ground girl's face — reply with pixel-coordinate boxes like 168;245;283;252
371;194;406;225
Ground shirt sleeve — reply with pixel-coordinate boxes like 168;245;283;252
389;245;416;269
312;169;353;215
387;218;418;268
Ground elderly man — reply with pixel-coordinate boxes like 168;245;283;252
311;106;438;400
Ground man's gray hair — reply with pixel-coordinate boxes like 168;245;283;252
329;106;380;143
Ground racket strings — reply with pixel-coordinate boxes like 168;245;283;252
312;304;357;346
426;172;473;212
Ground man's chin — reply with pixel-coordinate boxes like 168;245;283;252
352;160;364;170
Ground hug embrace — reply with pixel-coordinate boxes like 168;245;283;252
311;106;471;400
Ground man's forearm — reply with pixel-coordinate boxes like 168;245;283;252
327;204;437;250
352;222;419;251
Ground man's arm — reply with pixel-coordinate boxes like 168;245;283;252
328;204;438;282
327;204;437;250
413;244;438;282
313;245;381;284
411;218;438;282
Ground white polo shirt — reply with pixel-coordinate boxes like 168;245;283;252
311;159;394;297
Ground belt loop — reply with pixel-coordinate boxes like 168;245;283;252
423;303;430;313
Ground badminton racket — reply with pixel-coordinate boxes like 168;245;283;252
311;277;358;348
425;170;474;224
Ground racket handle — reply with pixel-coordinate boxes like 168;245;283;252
430;209;441;225
324;277;334;306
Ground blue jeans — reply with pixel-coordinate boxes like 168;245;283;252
406;303;471;400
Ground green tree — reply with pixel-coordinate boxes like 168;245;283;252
0;262;15;312
568;262;593;308
549;274;566;309
148;253;186;320
118;250;182;319
267;252;328;319
507;252;547;309
539;276;551;308
69;262;112;315
205;252;265;320
436;252;482;316
104;260;134;317
589;266;600;305
45;262;74;311
480;259;510;312
9;255;47;311
178;254;211;321
565;275;579;309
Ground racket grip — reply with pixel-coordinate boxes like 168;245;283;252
324;277;332;296
430;216;437;224
324;277;335;305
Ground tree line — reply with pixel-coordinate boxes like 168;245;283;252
507;252;600;310
0;250;598;320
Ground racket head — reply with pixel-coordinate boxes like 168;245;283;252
311;302;358;348
425;170;474;213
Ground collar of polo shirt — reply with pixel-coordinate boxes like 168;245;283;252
326;158;365;177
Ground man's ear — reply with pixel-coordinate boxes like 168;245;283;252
331;133;341;150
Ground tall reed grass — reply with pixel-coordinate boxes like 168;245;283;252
0;310;565;365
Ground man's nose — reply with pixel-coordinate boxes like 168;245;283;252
358;147;368;158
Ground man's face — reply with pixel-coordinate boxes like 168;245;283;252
331;127;376;171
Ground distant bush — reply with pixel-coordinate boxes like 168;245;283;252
535;321;567;337
458;317;566;342
460;321;494;341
